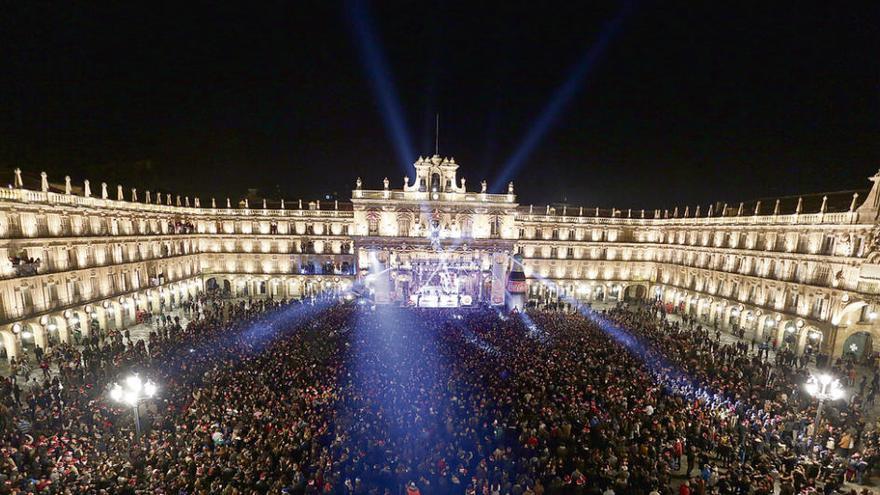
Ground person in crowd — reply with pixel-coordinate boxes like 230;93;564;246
1;295;879;494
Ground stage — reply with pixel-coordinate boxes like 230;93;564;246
356;239;515;308
410;291;474;308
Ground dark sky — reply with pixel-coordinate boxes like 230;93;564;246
1;1;878;209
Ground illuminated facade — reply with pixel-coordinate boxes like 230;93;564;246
3;160;880;360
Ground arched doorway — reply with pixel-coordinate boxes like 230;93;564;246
608;284;621;301
46;315;68;345
623;284;646;301
698;299;711;322
119;299;135;326
800;327;824;357
269;279;281;298
651;286;663;302
741;311;756;339
726;307;743;332
19;322;40;358
0;330;11;362
779;321;799;353
206;277;219;291
842;331;874;362
686;297;699;316
757;315;777;343
1;327;21;363
67;310;87;343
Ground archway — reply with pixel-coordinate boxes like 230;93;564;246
290;279;302;299
686;297;699;316
0;329;15;362
833;301;869;326
778;320;799;353
799;326;824;357
756;314;776;342
118;299;136;326
694;298;709;321
205;277;219;291
132;294;147;313
608;284;621;302
720;305;733;330
842;331;874;363
740;310;757;339
91;306;111;335
623;284;647;301
103;302;123;330
650;285;663;302
624;285;648;300
46;315;68;345
729;307;745;331
20;322;41;357
593;284;606;302
67;310;88;342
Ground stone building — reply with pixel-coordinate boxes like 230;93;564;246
1;158;880;361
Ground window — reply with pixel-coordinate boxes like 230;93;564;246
857;304;878;323
811;297;826;319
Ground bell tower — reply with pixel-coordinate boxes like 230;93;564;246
407;155;465;193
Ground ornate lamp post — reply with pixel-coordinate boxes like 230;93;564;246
804;373;845;440
109;374;158;438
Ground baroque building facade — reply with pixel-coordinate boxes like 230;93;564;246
2;157;880;361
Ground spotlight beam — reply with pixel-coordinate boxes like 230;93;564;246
491;1;637;192
346;0;416;173
521;270;749;414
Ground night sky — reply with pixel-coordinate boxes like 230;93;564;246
1;1;878;209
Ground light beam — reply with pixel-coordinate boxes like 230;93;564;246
491;1;637;192
346;0;416;172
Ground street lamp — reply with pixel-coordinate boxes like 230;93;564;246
804;373;845;440
109;374;158;438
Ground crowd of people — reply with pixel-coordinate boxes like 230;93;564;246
1;297;880;493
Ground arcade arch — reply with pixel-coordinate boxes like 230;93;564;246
0;329;15;362
841;331;874;362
